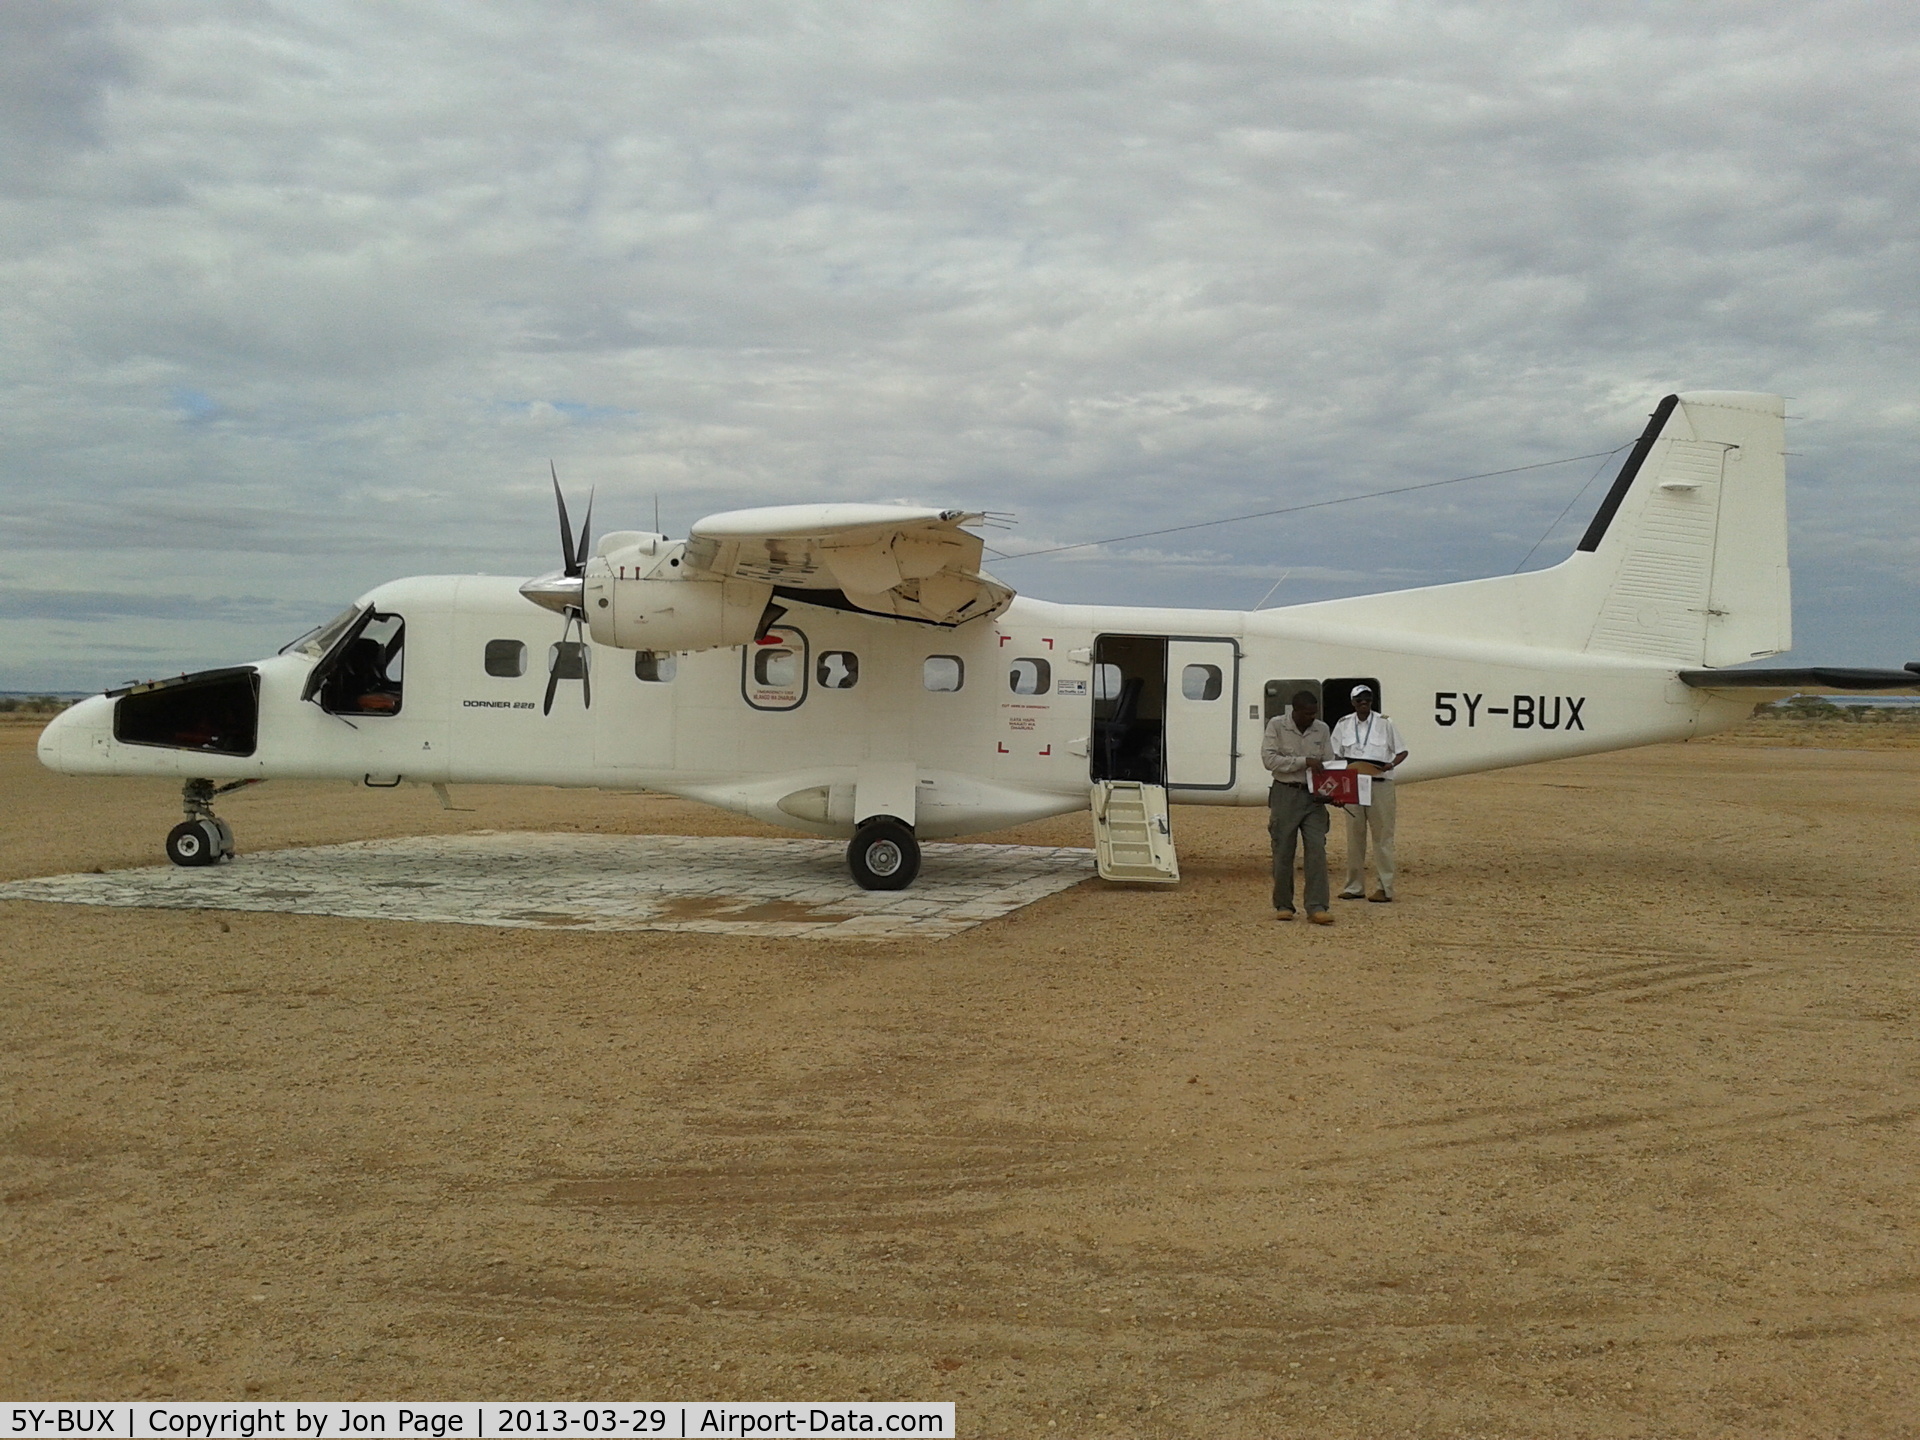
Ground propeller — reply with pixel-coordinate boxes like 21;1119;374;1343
534;462;594;716
552;460;592;578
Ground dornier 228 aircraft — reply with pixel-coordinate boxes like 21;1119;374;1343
37;391;1920;889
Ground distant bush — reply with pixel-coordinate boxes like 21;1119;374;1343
0;696;72;715
1755;695;1920;723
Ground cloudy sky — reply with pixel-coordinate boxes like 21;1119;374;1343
3;0;1917;690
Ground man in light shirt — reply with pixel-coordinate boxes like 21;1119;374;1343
1330;685;1408;903
1260;689;1335;924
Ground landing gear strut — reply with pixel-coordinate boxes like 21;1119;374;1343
847;816;920;891
165;778;254;867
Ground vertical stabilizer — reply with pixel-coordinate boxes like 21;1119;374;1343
1267;390;1792;666
1578;391;1790;665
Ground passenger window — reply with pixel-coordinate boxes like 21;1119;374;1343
1009;658;1051;695
1321;676;1383;729
548;641;589;681
485;639;527;678
1093;663;1123;701
1264;678;1321;721
1181;663;1223;701
320;612;405;715
923;655;965;692
634;652;677;683
818;651;859;689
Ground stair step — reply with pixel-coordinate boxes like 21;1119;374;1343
1090;780;1180;884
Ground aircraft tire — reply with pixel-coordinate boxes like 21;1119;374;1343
847;817;920;891
166;819;224;867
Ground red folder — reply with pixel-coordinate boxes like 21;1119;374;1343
1309;766;1361;806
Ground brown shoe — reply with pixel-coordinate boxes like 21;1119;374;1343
1275;909;1296;921
1307;910;1334;925
1368;891;1392;903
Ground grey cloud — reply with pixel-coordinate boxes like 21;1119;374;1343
0;0;130;185
3;0;1918;680
0;586;316;625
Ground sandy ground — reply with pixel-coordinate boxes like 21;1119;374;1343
1699;717;1920;750
3;719;1919;1438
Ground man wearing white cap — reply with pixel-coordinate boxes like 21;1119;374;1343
1330;685;1408;902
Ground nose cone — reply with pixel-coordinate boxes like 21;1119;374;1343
37;693;113;774
519;572;584;616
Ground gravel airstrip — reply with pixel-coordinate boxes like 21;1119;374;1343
3;718;1917;1437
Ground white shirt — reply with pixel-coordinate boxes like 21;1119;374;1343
1331;710;1406;769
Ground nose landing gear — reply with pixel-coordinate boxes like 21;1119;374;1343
165;778;257;866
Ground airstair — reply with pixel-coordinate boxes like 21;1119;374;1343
1091;780;1180;884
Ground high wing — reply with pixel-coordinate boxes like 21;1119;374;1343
682;503;1014;627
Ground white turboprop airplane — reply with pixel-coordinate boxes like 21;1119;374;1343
36;391;1920;888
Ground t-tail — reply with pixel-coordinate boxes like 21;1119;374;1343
1281;391;1792;667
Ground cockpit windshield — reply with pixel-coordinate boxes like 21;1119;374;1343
281;604;368;660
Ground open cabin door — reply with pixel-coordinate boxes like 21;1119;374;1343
1086;634;1235;885
1164;638;1239;789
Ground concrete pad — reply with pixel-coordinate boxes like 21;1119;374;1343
0;831;1095;940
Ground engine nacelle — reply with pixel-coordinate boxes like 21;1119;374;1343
582;534;773;653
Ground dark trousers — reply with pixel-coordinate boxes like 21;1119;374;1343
1268;783;1330;914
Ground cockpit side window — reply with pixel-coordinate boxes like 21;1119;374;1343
318;612;405;715
282;603;366;659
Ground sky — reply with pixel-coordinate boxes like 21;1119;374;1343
3;0;1917;691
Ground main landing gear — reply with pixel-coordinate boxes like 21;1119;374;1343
164;778;256;867
846;816;920;891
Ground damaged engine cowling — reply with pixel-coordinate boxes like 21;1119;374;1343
578;531;774;653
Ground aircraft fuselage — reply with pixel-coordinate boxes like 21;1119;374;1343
38;573;1756;841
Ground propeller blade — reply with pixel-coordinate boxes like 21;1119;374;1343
542;663;561;716
551;461;578;575
575;489;594;576
568;607;593;709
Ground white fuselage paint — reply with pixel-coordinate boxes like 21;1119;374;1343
38;573;1755;838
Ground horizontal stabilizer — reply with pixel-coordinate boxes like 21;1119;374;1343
1679;665;1920;693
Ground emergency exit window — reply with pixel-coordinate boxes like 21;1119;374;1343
923;656;965;692
1008;658;1051;695
1181;663;1223;701
754;647;799;688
